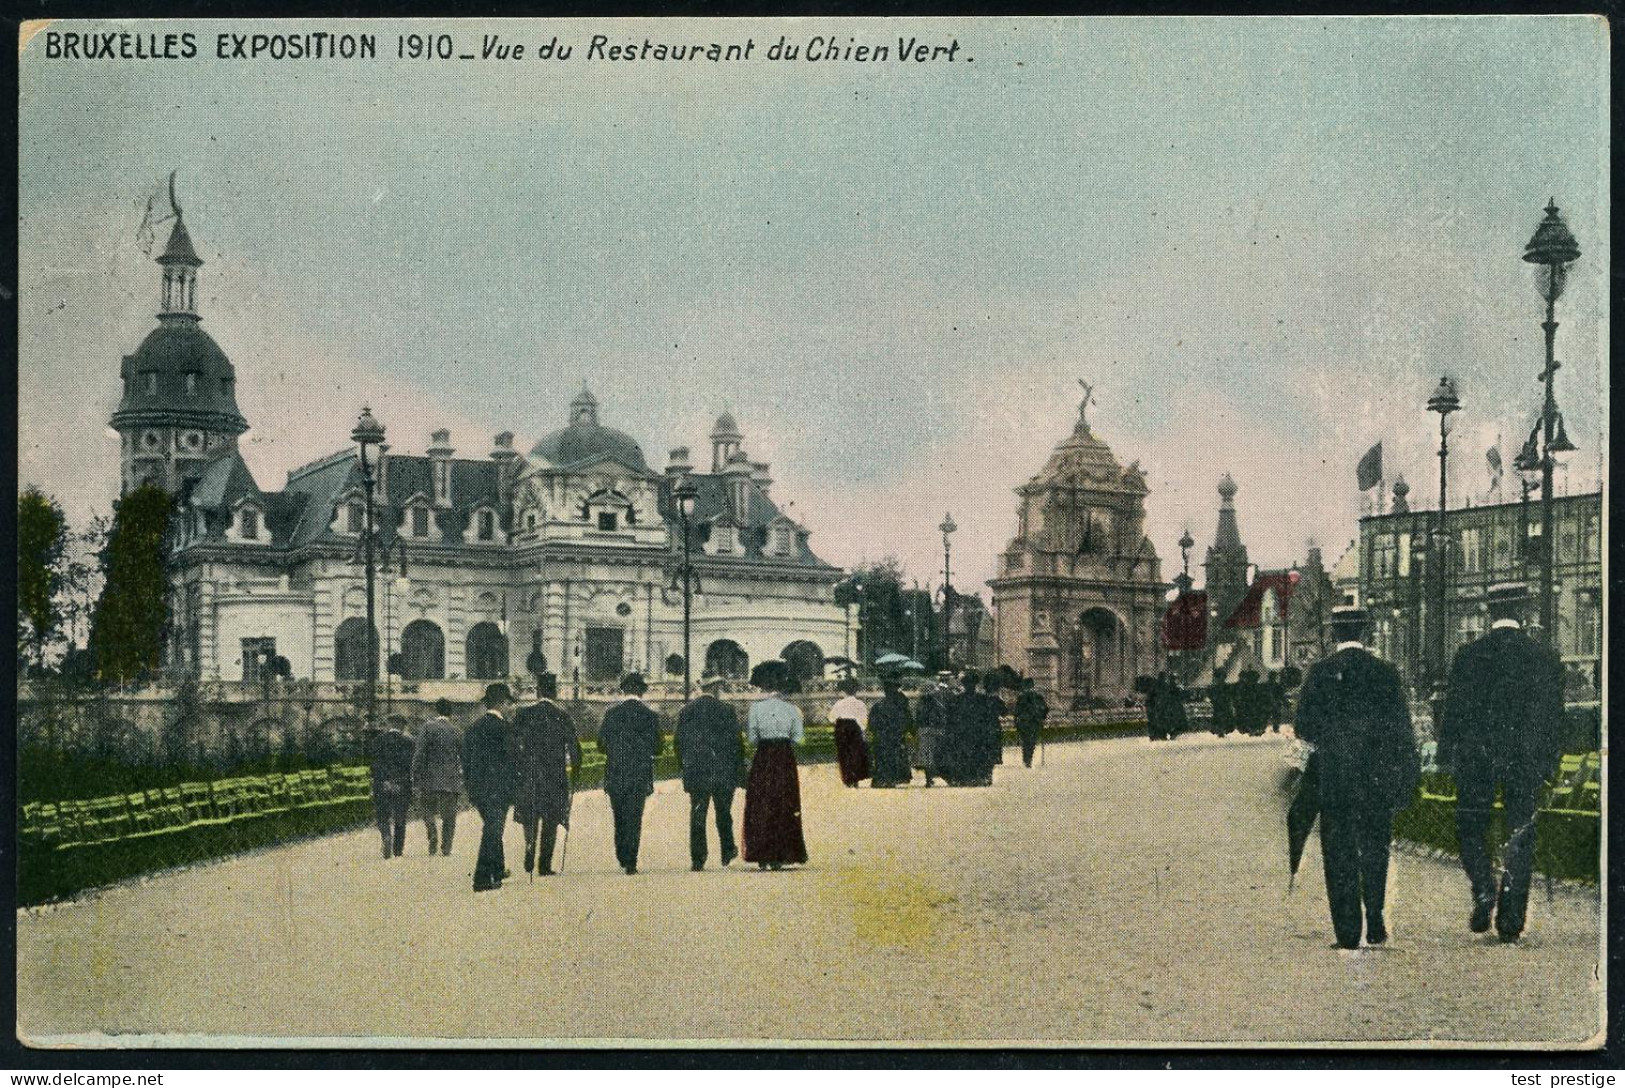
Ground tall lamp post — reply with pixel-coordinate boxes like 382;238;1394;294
672;476;698;702
1426;375;1461;690
380;536;409;715
351;406;387;734
1522;200;1582;644
939;512;957;668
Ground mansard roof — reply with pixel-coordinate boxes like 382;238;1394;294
666;472;836;570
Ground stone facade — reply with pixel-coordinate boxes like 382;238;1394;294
111;211;847;691
987;388;1165;706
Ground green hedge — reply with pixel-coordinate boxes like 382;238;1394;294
1392;752;1601;883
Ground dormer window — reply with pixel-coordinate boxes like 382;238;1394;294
412;507;430;537
478;509;495;541
146;373;159;396
768;524;793;557
716;527;735;555
597;511;619;532
240;508;260;541
526;512;537;530
185;373;197;396
346;501;364;534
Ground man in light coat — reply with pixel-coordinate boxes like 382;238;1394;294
413;697;464;857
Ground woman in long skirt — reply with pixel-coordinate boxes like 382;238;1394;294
744;662;808;869
828;678;870;787
867;679;913;788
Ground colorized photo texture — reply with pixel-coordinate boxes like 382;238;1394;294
15;15;1608;1048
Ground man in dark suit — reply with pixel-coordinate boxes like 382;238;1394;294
369;716;415;860
1294;606;1419;949
461;683;516;892
510;673;582;878
1013;678;1049;765
675;673;744;871
598;673;664;875
1440;582;1564;942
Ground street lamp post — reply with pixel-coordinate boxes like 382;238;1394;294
939;513;957;668
673;476;698;703
351;407;386;734
380;536;409;715
1522;200;1583;645
1426;375;1461;689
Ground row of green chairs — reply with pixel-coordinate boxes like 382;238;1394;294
20;766;377;847
1412;751;1600;813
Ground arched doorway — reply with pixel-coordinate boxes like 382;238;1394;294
400;619;445;681
781;640;824;687
705;639;749;680
1067;608;1122;705
333;618;378;682
465;622;509;680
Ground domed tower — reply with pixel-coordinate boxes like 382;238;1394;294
110;206;248;495
710;409;742;472
1202;473;1251;636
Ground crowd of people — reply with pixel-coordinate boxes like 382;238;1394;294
371;582;1568;955
367;661;1053;892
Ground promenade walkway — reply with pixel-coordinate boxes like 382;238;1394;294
17;733;1603;1047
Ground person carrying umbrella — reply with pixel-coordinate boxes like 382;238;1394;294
867;676;913;788
1291;606;1419;949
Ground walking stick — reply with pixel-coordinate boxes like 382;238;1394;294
558;823;569;875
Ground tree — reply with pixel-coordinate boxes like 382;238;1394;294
17;487;69;672
89;483;175;684
843;558;913;666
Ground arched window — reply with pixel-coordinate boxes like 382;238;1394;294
400;619;446;681
705;639;749;680
465;622;509;680
333;617;378;682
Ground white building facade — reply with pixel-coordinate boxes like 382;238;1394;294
117;213;847;690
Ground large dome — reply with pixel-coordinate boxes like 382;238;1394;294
112;319;247;432
528;420;649;472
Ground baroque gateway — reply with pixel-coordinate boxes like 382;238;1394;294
114;209;847;689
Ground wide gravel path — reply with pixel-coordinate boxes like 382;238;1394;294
17;732;1604;1048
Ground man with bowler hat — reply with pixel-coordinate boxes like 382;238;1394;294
598;673;663;875
1440;582;1564;942
675;672;744;870
510;673;582;878
1294;606;1419;949
462;682;516;892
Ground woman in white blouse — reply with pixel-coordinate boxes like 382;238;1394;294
742;661;808;870
828;677;871;788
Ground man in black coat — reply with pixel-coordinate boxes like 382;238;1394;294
369;717;415;860
1439;582;1564;942
598;673;664;875
1013;678;1049;766
1294;607;1419;949
948;672;1002;787
461;683;517;892
510;673;582;878
675;673;744;870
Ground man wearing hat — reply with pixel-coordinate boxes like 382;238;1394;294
1294;606;1419;949
413;697;464;857
1440;582;1564;942
598;673;664;875
1013;677;1050;766
462;682;517;892
510;673;582;878
675;673;744;870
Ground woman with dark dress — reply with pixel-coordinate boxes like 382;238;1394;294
867;679;914;788
743;661;808;870
827;678;871;788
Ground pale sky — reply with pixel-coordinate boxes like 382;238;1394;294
19;16;1610;593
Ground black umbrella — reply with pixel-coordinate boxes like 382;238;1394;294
1287;750;1321;893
